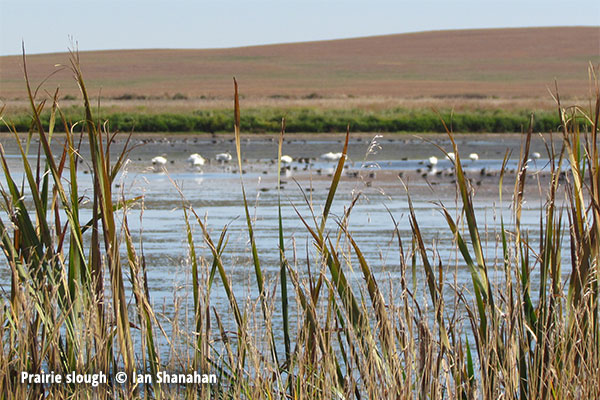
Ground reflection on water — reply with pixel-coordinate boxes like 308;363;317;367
0;133;571;349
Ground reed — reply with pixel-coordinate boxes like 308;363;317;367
0;52;598;399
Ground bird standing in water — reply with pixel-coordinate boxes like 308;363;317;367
187;153;206;169
215;152;233;163
151;154;168;171
320;152;343;161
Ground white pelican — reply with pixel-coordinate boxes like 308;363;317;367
215;152;232;162
280;155;293;164
469;153;479;161
446;152;456;161
427;156;438;166
532;152;541;159
151;155;167;172
152;155;167;166
152;155;167;165
187;153;206;167
320;152;343;162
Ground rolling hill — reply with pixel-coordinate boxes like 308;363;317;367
1;27;598;102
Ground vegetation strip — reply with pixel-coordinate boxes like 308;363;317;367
1;108;563;134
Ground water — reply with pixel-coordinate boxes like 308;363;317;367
0;132;573;356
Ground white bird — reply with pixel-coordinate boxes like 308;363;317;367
187;153;206;167
427;156;438;166
152;155;167;165
446;152;456;161
469;153;479;161
532;152;541;159
280;155;293;164
320;152;343;162
151;155;168;172
215;152;232;162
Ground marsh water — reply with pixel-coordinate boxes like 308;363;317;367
0;132;573;353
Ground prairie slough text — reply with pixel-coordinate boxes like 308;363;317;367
21;371;217;386
21;371;107;387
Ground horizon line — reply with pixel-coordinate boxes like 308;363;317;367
2;25;597;57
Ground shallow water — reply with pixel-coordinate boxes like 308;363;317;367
0;132;574;354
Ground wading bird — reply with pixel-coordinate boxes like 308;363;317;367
151;155;167;171
215;152;232;163
187;153;206;168
280;155;293;164
320;152;343;162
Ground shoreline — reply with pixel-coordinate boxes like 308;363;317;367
0;105;562;135
0;130;559;141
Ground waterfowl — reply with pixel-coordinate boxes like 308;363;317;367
215;152;232;162
469;153;479;161
280;155;293;164
320;152;343;161
151;155;168;172
152;155;167;166
187;153;206;167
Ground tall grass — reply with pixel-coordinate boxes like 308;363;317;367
0;53;598;398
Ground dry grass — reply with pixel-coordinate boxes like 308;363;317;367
1;95;563;117
1;27;598;101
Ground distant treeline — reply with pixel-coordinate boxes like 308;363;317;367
2;108;562;134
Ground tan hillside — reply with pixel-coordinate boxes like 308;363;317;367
0;26;598;101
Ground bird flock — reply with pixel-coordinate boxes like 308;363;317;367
150;149;544;187
151;152;232;172
151;151;541;169
150;151;346;173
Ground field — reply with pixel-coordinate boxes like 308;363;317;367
1;27;598;109
1;27;598;134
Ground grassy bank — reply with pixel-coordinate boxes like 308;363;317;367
1;106;562;134
0;53;599;399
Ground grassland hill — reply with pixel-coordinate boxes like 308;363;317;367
1;26;598;101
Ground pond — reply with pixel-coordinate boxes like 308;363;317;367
0;131;571;356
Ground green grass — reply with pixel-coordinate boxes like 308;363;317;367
1;107;562;134
0;52;598;399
